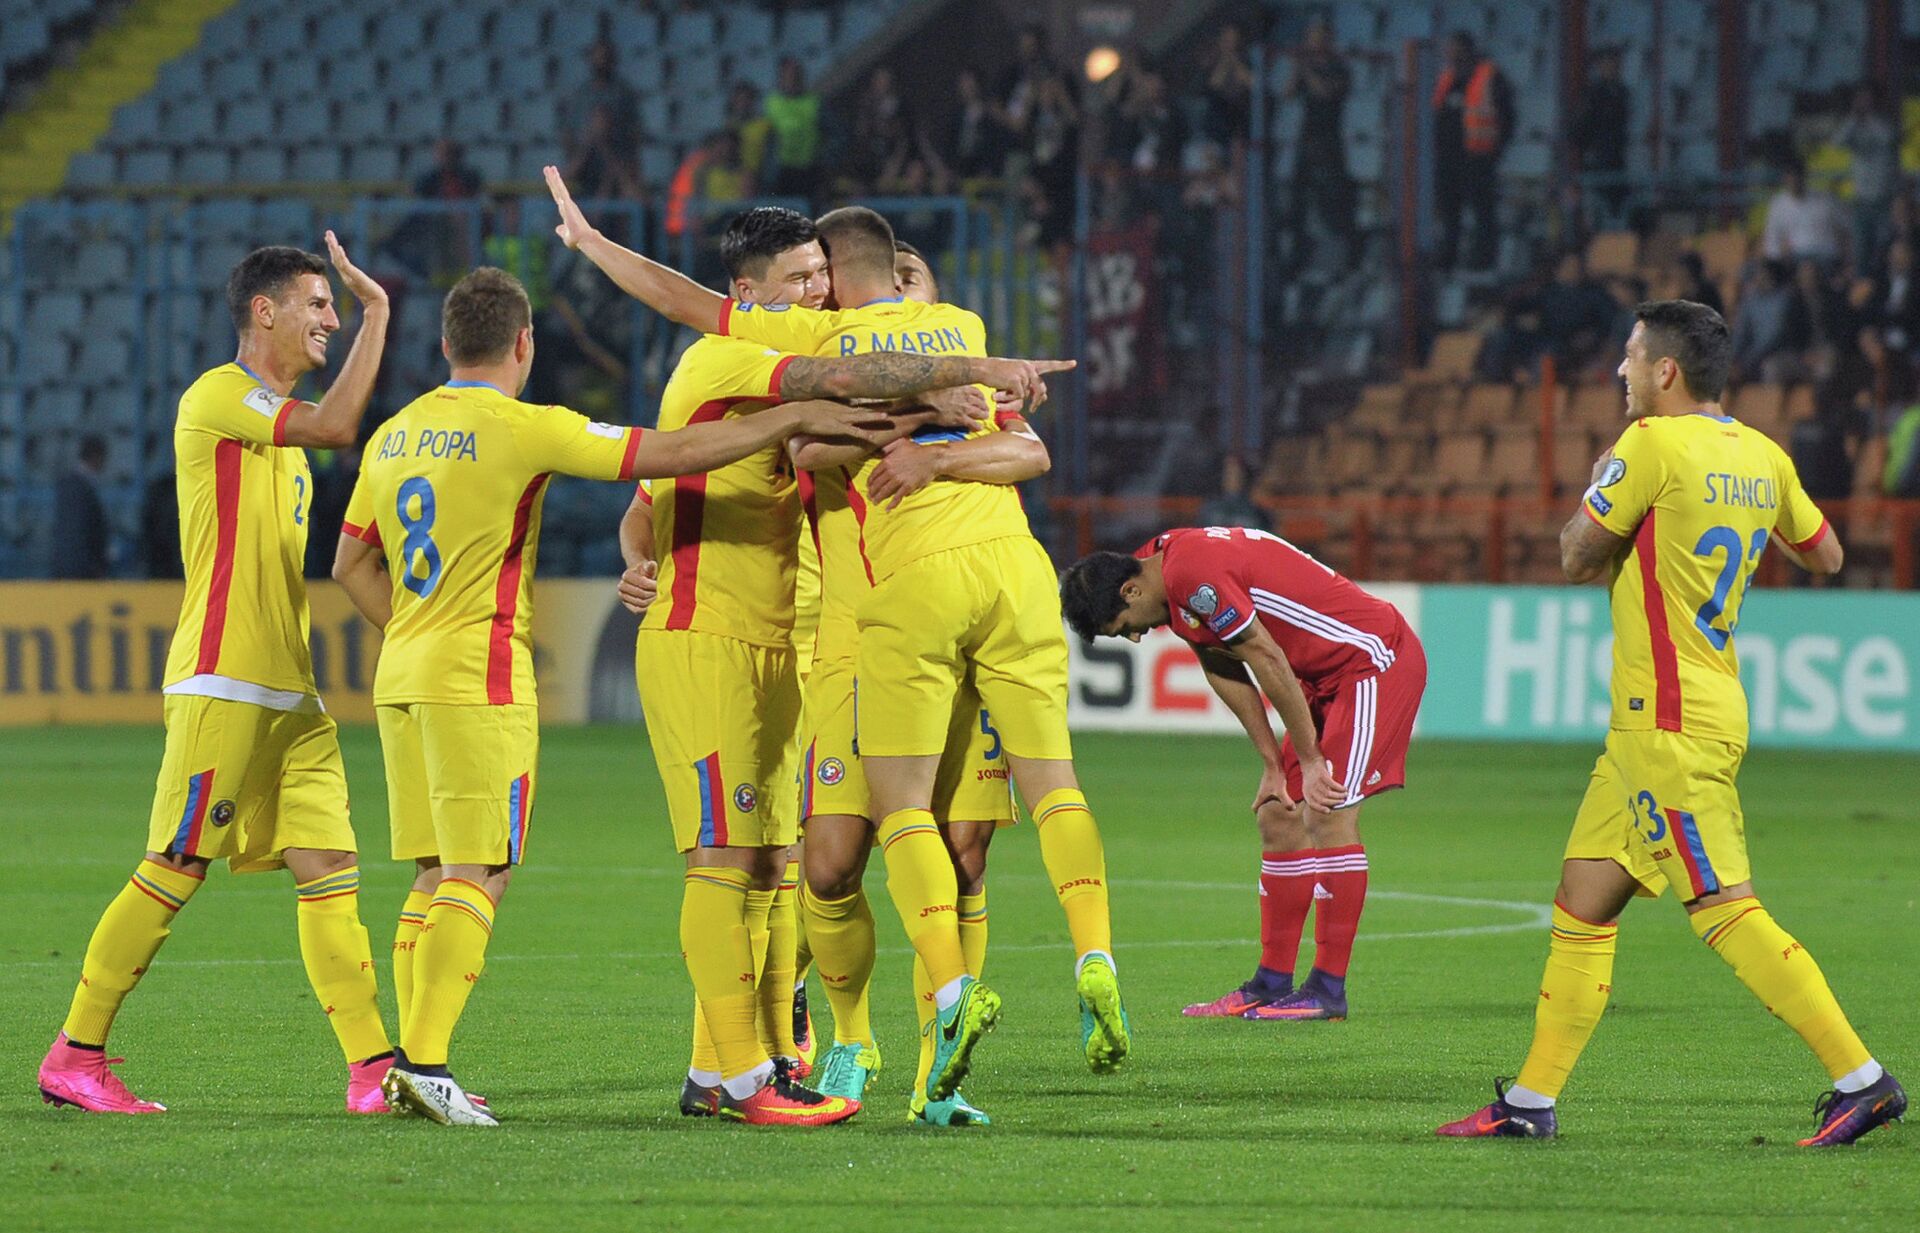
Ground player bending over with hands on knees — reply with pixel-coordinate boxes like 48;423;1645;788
1434;299;1902;1145
331;267;896;1126
1061;525;1427;1023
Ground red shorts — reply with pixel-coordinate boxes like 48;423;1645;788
1281;630;1426;810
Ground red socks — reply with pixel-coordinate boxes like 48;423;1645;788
1311;844;1369;978
1259;846;1370;979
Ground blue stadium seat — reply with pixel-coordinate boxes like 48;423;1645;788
121;149;175;187
153;55;206;99
348;144;402;181
497;50;548;94
223;98;275;142
256;199;317;245
76;239;133;286
435;8;486;55
85;295;137;339
165;97;217;143
36;290;86;338
610;8;662;49
275;57;323;98
337;97;390;142
494;5;544;51
675;92;725;140
315;10;369;51
467;144;511;183
85;333;134;381
22;337;75;389
178;147;233;186
640;93;670;136
508;95;560;140
233;145;288;182
439;54;491;99
289;144;344;181
195;198;254;239
197;10;250;59
111;97;161;145
254;13;312;59
393;99;449;144
210;57;262;96
724;9;775;53
640;142;674;186
326;55;378;97
453;96;505;134
667;8;718;52
549;7;597;56
277;99;331;145
373;9;428;52
28;387;84;429
66;151;116;190
781;10;830;51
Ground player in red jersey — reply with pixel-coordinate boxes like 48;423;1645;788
1061;526;1427;1021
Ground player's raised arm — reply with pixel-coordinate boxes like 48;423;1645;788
278;232;389;449
546;165;728;335
779;353;1075;403
632;401;895;479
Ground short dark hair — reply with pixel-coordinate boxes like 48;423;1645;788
442;266;532;365
815;206;897;283
226;246;326;335
1059;551;1143;642
1633;299;1731;403
718;206;819;280
893;240;926;262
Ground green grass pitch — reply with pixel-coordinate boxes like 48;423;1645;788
3;726;1915;1231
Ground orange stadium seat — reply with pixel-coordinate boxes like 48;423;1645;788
1554;427;1606;493
1326;431;1382;492
1411;431;1487;494
1695;228;1748;283
1485;433;1537;494
1730;383;1787;440
1565;382;1624;430
1350;382;1406;433
1460;382;1517;429
1586;231;1639;278
1782;383;1815;429
1411;330;1482;384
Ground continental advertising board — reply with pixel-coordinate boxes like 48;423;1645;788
6;581;1916;749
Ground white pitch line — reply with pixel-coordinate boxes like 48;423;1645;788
0;887;1549;971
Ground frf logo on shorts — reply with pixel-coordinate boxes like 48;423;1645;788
733;784;758;813
817;758;846;786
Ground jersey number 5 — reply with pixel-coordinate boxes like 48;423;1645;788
397;476;443;598
1692;526;1768;650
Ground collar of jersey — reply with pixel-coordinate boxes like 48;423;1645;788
853;295;905;307
444;379;507;395
233;358;284;392
1690;411;1736;423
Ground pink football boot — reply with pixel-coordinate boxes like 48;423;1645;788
38;1033;166;1113
346;1056;393;1114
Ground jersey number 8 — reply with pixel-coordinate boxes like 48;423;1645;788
397;476;443;598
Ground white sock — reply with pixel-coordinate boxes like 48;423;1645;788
1835;1058;1885;1094
687;1067;721;1087
793;979;807;993
1075;949;1115;979
933;975;967;1012
719;1059;776;1101
1503;1083;1555;1110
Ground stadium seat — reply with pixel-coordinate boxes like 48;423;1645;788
84;295;137;340
337;97;390;143
781;9;830;51
1728;384;1786;440
1553;426;1605;493
1586;231;1638;278
289;144;344;182
1460;383;1518;429
120;149;175;187
1348;382;1405;433
256;200;317;245
326;55;378;97
255;14;312;60
1412;330;1482;384
166;97;218;144
35;290;86;340
393;99;451;144
725;9;776;53
373;8;428;52
549;7;598;55
467;144;512;183
1484;433;1537;494
315;10;369;51
66;151;116;190
347;144;402;182
232;146;288;183
278;101;331;146
73;242;134;292
439;54;492;100
496;49;549;95
610;7;662;49
667;8;719;51
494;5;543;51
111;97;162;146
223;99;275;143
434;7;486;55
210;57;262;96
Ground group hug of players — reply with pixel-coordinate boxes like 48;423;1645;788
34;170;1904;1144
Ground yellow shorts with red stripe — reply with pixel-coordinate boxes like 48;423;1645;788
800;655;1016;824
1563;728;1752;901
144;694;355;874
378;701;539;866
854;535;1071;761
636;629;801;852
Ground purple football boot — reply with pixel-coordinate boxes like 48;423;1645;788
1800;1072;1906;1147
1435;1078;1559;1139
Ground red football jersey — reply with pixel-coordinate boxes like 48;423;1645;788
1140;527;1411;700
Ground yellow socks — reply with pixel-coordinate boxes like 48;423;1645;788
689;998;722;1079
803;883;877;1046
681;867;768;1081
1514;903;1618;1101
758;867;800;1059
391;888;432;1041
1032;788;1113;961
1692;897;1872;1082
294;866;390;1063
62;859;204;1046
875;808;968;992
792;862;815;985
402;877;495;1068
958;887;988;977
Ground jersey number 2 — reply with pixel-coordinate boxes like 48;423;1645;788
1691;526;1768;650
397;476;443;597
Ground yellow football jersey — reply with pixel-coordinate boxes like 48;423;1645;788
793;502;822;674
164;362;320;702
344;381;645;705
638;335;800;647
797;462;873;666
1584;412;1829;746
719;296;1032;582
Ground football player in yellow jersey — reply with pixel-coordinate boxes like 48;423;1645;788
1440;300;1903;1146
795;240;1044;1125
37;237;399;1116
331;268;890;1126
542;176;1125;1106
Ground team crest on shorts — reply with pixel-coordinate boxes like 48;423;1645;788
733;783;758;813
210;800;236;827
1188;584;1219;616
817;758;846;786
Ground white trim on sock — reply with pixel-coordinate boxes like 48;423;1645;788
1074;949;1116;979
1835;1058;1885;1094
1503;1083;1555;1109
688;1068;721;1087
719;1059;775;1101
934;976;967;1011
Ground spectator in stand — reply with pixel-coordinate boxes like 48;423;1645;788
1569;46;1629;226
1021;71;1082;246
1837;82;1902;275
1731;258;1813;382
563;39;643;198
1798;257;1863;385
51;434;109;580
1672;251;1725;317
1111;66;1180;174
730;81;772;189
1863;236;1920;354
948;68;1005;180
846;65;908;189
1761;163;1847;269
877;114;954;196
527;246;635;411
414;137;482;201
1000;24;1067;139
1431;31;1513;272
1283;15;1355;260
764;57;822;198
1197;453;1270;532
1201;24;1254;149
385;137;486;278
1536;251;1619;372
141;468;181;579
1476;294;1548;381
